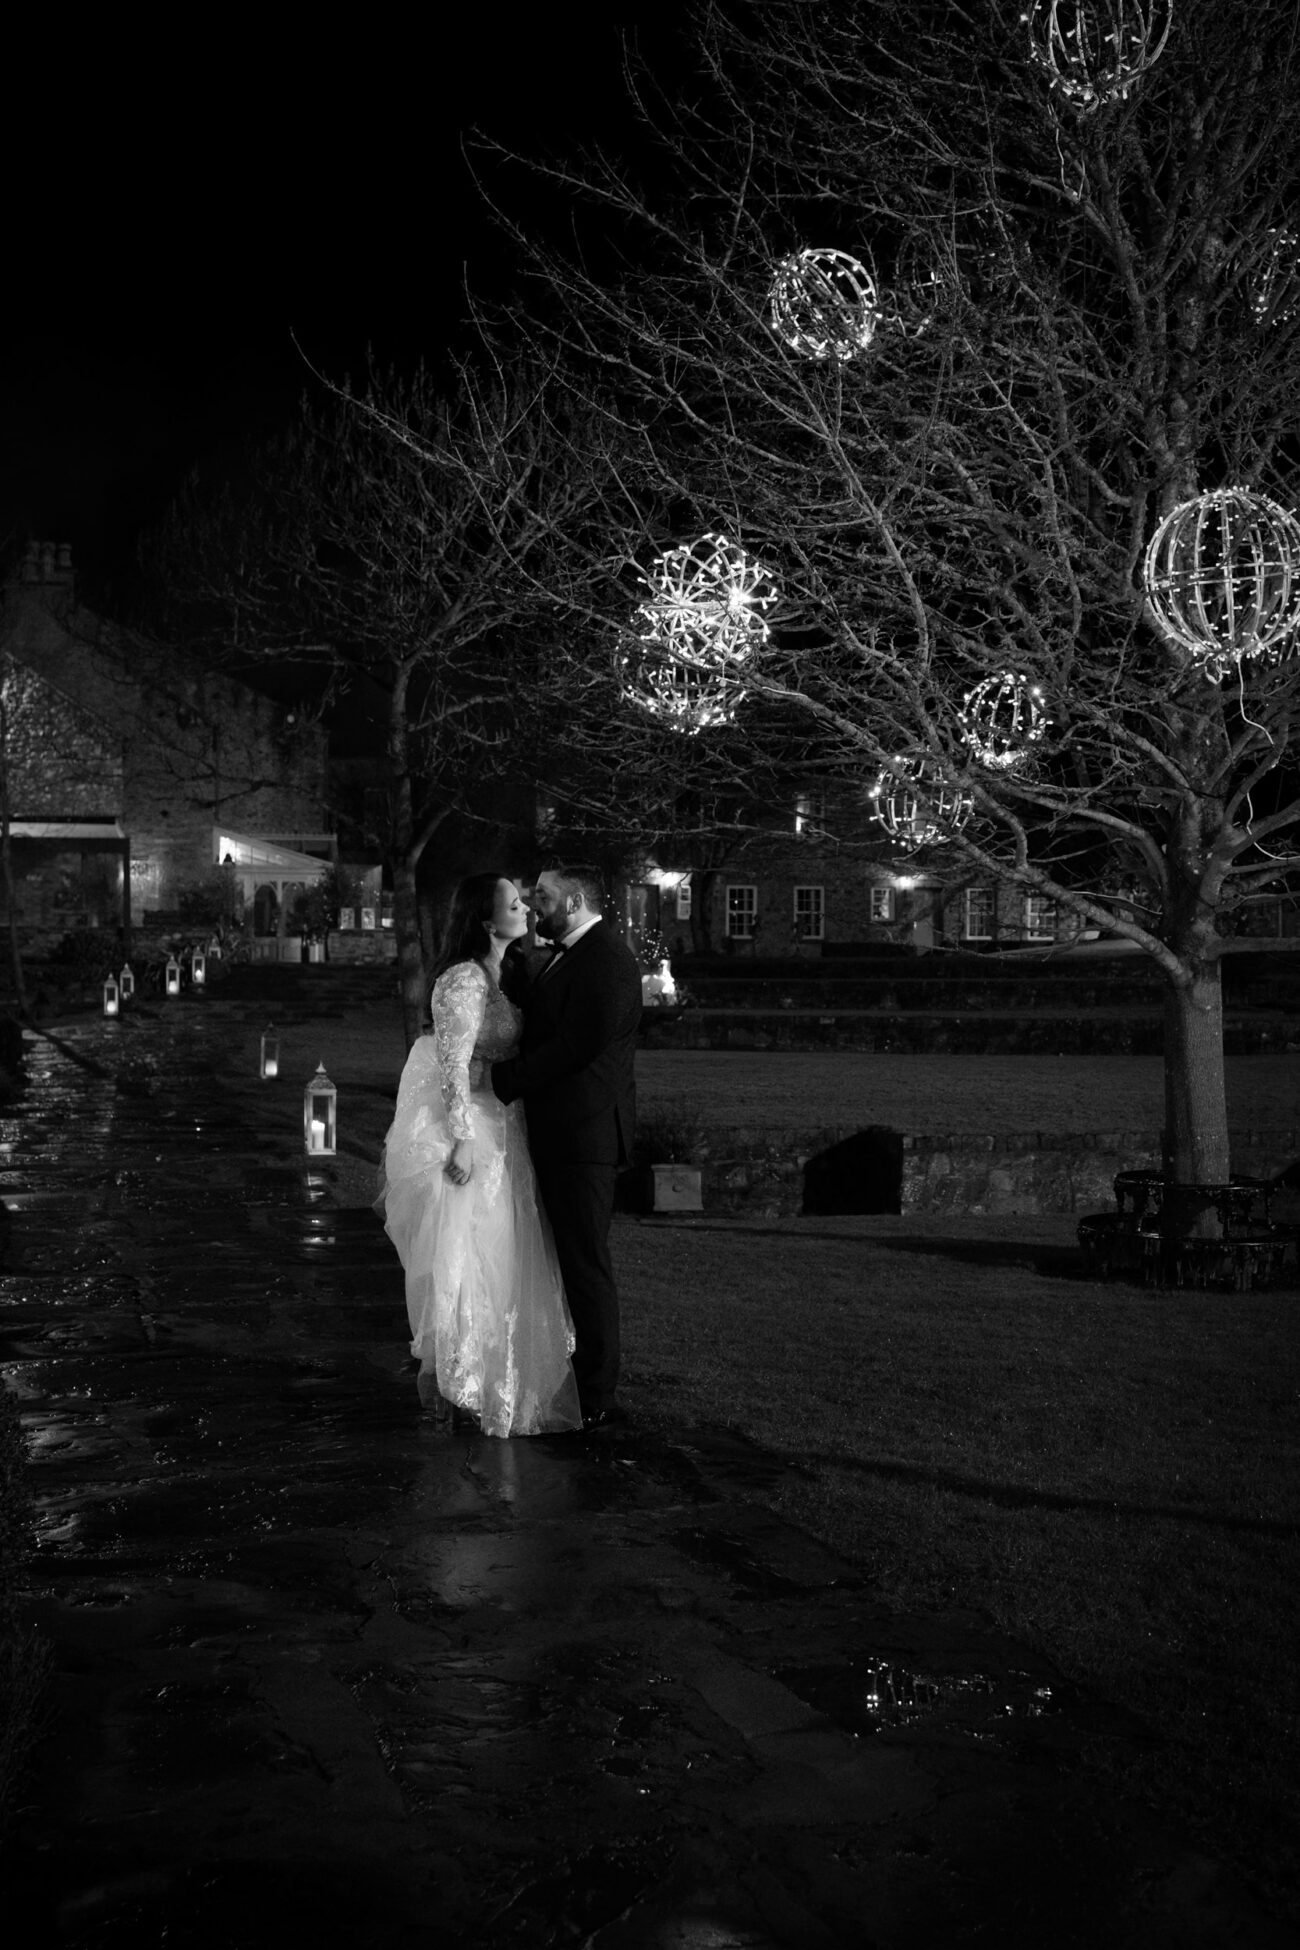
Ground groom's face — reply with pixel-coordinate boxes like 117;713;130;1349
531;872;575;942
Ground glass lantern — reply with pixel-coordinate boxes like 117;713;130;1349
119;962;135;1003
164;954;181;997
259;1024;280;1080
102;972;120;1018
191;944;207;987
304;1063;337;1156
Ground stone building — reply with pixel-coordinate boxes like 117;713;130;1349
630;786;1085;961
0;544;332;946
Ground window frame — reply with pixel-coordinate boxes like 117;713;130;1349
868;885;895;924
793;884;825;941
963;886;995;941
725;883;758;939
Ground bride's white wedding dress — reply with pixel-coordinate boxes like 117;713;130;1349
377;961;581;1436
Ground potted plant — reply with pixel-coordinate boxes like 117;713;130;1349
637;1095;708;1212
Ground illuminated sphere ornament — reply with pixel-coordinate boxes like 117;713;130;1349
1249;229;1299;330
1143;489;1300;678
636;533;779;664
620;644;742;735
769;249;881;362
1023;0;1173;112
960;673;1049;771
870;757;974;847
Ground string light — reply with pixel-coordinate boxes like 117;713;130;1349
870;757;974;846
769;248;881;362
1023;0;1174;112
960;672;1049;770
1249;228;1299;330
619;645;743;734
1143;488;1300;677
635;533;779;664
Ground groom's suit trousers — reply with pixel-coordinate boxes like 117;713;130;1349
529;1155;619;1412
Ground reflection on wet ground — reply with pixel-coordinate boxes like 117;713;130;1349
0;1007;1287;1948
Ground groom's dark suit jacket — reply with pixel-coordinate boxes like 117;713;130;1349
491;922;642;1164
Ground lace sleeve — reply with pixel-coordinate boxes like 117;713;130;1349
431;962;488;1140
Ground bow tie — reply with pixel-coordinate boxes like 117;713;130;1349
547;939;568;954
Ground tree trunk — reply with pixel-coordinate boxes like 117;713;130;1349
1163;959;1230;1187
393;854;426;1052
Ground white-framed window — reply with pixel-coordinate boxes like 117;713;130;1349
794;794;826;838
675;878;692;920
963;886;995;941
868;885;895;924
793;885;825;940
726;884;758;938
1024;894;1056;941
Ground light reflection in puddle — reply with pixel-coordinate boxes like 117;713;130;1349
775;1658;1056;1735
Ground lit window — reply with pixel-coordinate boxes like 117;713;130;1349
868;885;895;923
794;795;826;838
726;885;757;938
1024;894;1056;941
794;885;824;940
676;879;692;920
964;887;995;940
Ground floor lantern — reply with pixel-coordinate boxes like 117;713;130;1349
259;1025;280;1080
165;954;181;997
191;944;207;987
102;972;120;1018
119;963;135;1003
304;1063;337;1156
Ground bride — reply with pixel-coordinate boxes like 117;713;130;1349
376;874;582;1436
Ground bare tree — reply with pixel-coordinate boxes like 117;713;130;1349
494;0;1300;1190
147;349;625;1047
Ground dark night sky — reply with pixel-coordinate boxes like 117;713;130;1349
0;7;689;606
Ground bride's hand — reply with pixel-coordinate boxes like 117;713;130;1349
445;1140;474;1187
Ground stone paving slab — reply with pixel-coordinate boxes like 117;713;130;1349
0;1007;1288;1948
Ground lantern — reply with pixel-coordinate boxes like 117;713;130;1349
119;962;135;1003
164;955;181;997
1024;0;1173;112
304;1063;337;1156
769;248;881;362
960;672;1049;771
1143;488;1300;677
870;756;974;846
190;944;207;987
102;972;120;1018
259;1024;280;1080
620;643;743;734
635;533;779;666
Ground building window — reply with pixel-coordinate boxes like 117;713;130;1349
1024;894;1056;941
794;885;824;940
963;887;995;941
726;885;757;938
868;885;895;924
676;878;692;920
794;794;826;838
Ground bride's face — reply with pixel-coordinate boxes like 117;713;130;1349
491;879;530;942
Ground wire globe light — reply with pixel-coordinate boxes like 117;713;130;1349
1023;0;1173;112
870;757;975;847
769;248;881;362
960;672;1049;771
619;644;742;735
635;533;779;664
1143;488;1300;679
1249;228;1299;330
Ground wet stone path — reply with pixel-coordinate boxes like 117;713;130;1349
0;1008;1285;1948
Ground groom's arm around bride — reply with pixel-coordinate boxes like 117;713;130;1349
491;866;643;1424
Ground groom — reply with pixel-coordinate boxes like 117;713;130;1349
491;864;643;1429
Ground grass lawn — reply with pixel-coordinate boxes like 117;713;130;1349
614;1211;1300;1923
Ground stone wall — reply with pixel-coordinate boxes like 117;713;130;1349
648;1124;1300;1219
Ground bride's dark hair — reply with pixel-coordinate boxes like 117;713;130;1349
426;872;527;1010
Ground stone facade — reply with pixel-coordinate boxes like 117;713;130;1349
1;552;331;932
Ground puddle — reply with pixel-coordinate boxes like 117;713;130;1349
774;1657;1058;1737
